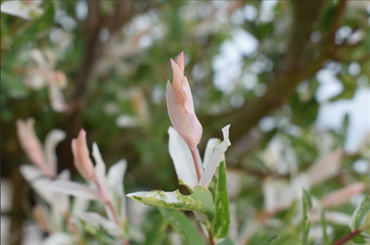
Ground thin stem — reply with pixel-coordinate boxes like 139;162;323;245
190;147;202;182
94;181;121;226
106;200;121;226
332;229;360;245
208;228;215;245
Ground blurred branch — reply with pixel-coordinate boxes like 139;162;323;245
107;1;133;33
217;0;347;159
59;1;134;172
9;169;25;245
332;229;360;245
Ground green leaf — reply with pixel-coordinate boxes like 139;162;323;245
302;189;312;209
261;235;279;244
159;208;206;245
208;161;230;240
127;186;215;221
290;93;319;127
351;234;368;244
1;70;28;97
13;1;55;46
217;237;234;245
330;74;356;101
321;209;329;245
144;214;168;245
301;188;312;245
351;195;370;234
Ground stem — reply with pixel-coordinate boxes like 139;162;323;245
190;147;202;182
94;181;121;226
106;200;121;226
208;228;215;245
332;229;360;245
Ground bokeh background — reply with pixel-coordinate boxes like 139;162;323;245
1;1;370;244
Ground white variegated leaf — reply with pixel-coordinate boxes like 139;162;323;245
48;82;68;112
168;126;198;190
41;232;75;245
44;129;66;175
92;142;109;201
107;159;127;221
203;138;221;169
50;180;103;201
200;125;231;187
75;212;124;237
19;165;55;204
127;186;215;220
50;170;70;214
1;1;44;20
72;197;90;215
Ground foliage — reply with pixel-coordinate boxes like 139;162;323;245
1;1;370;245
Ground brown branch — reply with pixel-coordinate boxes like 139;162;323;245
59;1;134;172
107;1;133;33
218;0;348;158
208;228;215;245
9;169;25;245
332;229;360;245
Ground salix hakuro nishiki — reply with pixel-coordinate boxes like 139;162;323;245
166;52;231;188
128;52;231;201
166;52;203;181
51;129;127;232
16;118;71;231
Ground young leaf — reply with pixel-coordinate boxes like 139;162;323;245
127;186;215;221
13;1;55;47
209;161;230;240
144;214;168;245
159;208;206;245
40;232;74;245
200;125;231;188
168;126;198;190
351;195;370;231
262;235;279;244
321;209;329;245
351;234;368;244
217;237;234;245
50;180;103;201
302;189;312;209
75;212;123;237
301;188;312;245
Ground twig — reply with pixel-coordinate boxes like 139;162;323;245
331;229;360;245
208;228;215;245
59;1;135;172
214;0;348;158
95;181;121;226
190;147;202;182
106;200;121;226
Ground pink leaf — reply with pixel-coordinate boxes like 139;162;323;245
322;182;366;207
73;129;96;182
166;81;197;149
16;118;54;177
306;149;342;187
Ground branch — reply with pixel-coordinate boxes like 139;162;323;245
59;1;134;172
9;169;26;245
220;1;347;158
332;229;360;245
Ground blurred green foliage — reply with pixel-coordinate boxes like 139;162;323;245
1;1;370;244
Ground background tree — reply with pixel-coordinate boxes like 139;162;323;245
1;1;369;244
